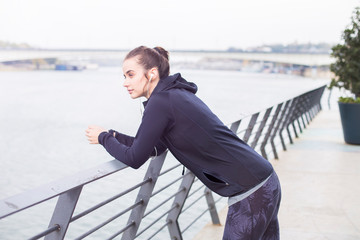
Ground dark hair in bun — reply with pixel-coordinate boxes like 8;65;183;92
125;46;170;79
153;46;169;61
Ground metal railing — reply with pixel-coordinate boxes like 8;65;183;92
0;85;326;240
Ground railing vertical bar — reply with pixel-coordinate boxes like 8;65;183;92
251;107;273;149
318;87;325;111
285;97;300;144
230;120;241;134
311;107;316;118
44;186;83;240
243;113;259;143
166;170;196;240
270;100;290;158
204;188;220;225
306;96;314;121
121;152;167;240
300;113;307;129
296;117;303;133
279;99;295;150
299;96;308;129
304;105;311;124
291;121;299;138
260;103;283;159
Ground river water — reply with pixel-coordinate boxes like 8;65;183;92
0;67;329;239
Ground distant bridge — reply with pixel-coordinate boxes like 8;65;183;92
0;50;332;67
0;50;127;63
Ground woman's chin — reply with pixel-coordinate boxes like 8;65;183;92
130;94;141;99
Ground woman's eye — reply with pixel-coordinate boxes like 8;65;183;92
123;75;132;80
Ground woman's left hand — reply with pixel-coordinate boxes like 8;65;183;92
86;125;107;144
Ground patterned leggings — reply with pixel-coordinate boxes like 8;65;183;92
223;172;281;240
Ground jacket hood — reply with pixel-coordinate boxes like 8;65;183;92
143;73;197;108
154;73;198;95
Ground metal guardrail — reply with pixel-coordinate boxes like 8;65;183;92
0;85;326;240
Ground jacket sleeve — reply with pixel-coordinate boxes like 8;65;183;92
108;129;167;156
109;130;134;146
98;94;171;169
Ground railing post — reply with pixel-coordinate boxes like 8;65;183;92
308;91;317;118
250;107;272;149
166;170;196;240
279;98;296;149
293;96;303;134
285;97;299;144
270;100;290;158
317;86;326;111
260;103;283;160
230;120;241;134
303;95;311;125
311;86;325;115
45;186;83;240
296;95;306;130
301;98;308;129
121;152;167;240
305;95;314;121
243;113;259;143
204;188;220;225
299;101;307;129
290;98;300;138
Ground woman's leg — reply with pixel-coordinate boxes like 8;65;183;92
223;172;281;240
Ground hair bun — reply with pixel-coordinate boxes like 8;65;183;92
154;46;169;61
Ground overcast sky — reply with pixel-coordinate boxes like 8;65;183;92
0;0;359;50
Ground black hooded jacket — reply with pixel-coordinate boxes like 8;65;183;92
99;73;273;197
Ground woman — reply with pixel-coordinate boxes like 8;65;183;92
86;46;281;239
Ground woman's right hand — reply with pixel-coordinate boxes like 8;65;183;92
85;125;107;144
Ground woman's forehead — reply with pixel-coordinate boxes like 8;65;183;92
122;56;141;72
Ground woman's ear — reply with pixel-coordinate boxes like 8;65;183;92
148;68;159;80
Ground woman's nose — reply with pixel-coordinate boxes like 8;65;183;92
123;78;129;87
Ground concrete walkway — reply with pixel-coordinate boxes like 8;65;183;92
193;108;360;240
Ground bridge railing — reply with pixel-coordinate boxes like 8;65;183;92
0;85;326;240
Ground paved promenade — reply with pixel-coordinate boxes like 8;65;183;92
193;108;360;240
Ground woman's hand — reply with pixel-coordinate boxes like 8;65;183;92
86;125;107;144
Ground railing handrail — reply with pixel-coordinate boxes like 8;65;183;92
0;159;127;219
224;85;326;126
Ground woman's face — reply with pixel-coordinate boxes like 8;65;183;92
122;56;148;99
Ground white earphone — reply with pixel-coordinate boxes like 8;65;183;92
149;74;154;82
